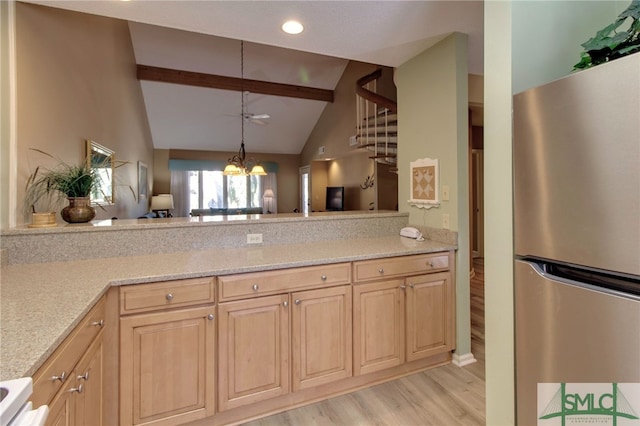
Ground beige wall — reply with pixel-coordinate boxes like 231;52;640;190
12;3;153;225
162;149;301;213
395;33;471;357
301;61;396;211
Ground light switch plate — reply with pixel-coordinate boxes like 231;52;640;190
442;185;450;201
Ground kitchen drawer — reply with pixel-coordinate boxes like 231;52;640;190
219;263;351;301
120;277;215;315
32;297;106;408
353;253;449;283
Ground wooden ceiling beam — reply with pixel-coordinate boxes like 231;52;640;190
137;65;334;103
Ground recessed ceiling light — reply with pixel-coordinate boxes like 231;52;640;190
282;20;304;35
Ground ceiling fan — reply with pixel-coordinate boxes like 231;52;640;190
242;112;271;126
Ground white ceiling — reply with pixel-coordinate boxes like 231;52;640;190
23;0;484;155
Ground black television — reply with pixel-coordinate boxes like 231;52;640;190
325;186;345;211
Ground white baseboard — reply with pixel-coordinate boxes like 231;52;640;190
452;352;477;367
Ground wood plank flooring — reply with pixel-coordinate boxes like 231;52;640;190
243;259;486;425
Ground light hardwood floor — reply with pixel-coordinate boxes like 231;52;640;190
243;259;486;425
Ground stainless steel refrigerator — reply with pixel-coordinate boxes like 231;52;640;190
513;53;640;425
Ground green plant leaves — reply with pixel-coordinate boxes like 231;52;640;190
574;0;640;70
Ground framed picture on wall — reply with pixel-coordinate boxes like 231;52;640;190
408;157;440;209
138;161;148;201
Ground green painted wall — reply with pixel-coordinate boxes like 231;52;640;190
396;33;471;357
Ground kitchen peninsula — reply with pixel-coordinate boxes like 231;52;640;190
1;211;458;425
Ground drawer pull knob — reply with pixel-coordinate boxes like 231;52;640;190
52;372;66;382
295;299;301;305
69;384;83;394
400;285;406;290
428;262;434;267
166;293;174;301
379;268;384;274
207;314;214;321
321;275;327;281
91;320;104;328
409;284;415;289
77;372;89;381
252;284;259;292
283;301;289;307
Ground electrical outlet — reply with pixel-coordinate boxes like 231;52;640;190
246;233;263;244
442;214;450;230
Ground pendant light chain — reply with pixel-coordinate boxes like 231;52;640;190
223;39;266;176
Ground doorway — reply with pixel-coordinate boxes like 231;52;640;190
299;166;310;214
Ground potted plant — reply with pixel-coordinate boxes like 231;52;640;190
573;0;640;70
24;149;104;224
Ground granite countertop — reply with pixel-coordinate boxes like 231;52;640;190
0;235;456;380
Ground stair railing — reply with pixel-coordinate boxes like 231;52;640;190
356;69;398;165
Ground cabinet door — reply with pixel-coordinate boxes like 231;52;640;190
353;279;405;375
218;294;289;411
46;385;74;426
120;306;216;426
73;333;104;426
406;272;453;362
291;285;352;391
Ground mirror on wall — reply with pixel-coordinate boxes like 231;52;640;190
86;140;115;205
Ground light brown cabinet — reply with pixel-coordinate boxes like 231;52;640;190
353;253;455;375
119;278;216;426
353;279;405;375
217;263;353;412
47;334;104;426
217;294;290;412
31;297;106;426
291;285;352;391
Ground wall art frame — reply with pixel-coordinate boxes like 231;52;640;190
408;157;440;209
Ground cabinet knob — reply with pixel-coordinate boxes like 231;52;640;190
283;301;289;307
409;284;415;289
69;384;83;394
321;275;327;281
77;372;89;381
207;314;214;320
295;299;301;305
379;268;384;274
91;319;104;328
252;284;259;292
428;261;434;268
400;285;406;290
166;293;174;301
51;371;66;382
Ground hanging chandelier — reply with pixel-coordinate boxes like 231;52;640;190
223;40;267;176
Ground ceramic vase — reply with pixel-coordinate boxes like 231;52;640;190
61;197;95;223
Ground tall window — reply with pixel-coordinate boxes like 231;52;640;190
188;171;263;210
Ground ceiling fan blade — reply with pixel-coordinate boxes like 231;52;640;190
250;118;269;126
251;113;271;120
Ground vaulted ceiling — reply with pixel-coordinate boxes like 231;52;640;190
23;1;484;155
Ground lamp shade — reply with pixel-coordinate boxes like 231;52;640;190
263;189;274;199
150;194;174;210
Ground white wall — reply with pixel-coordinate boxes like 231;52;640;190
484;1;628;423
